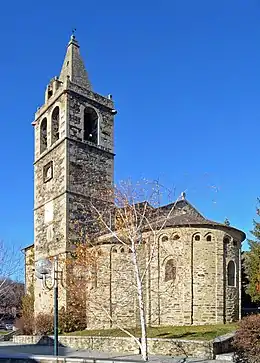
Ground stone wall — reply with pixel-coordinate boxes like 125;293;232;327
24;245;35;293
27;223;242;327
34;140;67;258
84;225;242;329
14;334;234;359
224;230;241;322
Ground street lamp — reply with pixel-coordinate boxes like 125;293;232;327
35;256;61;356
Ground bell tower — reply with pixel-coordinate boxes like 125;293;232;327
33;34;116;264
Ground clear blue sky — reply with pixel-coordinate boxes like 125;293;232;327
0;0;259;253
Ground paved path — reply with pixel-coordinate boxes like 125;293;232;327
0;341;231;363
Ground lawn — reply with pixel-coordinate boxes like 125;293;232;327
66;323;238;341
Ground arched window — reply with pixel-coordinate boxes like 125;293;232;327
224;236;230;244
161;235;168;242
173;234;180;240
194;234;200;241
40;118;47;153
165;259;176;282
227;261;235;286
51;106;59;144
206;235;212;242
83;107;98;144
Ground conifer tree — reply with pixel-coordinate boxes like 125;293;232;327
245;199;260;302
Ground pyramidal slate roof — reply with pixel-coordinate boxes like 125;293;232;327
59;34;91;90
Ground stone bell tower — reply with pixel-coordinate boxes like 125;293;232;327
33;34;116;312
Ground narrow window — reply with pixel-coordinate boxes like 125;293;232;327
227;261;235;286
83;107;98;144
51;106;60;144
161;236;168;242
40;118;47;153
194;234;200;241
48;89;53;99
224;236;230;244
43;161;53;183
206;235;212;242
165;259;176;282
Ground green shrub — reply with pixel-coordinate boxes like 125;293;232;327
16;285;34;334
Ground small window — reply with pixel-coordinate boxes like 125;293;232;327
51;106;60;144
83;107;98;144
165;259;176;282
206;235;212;242
112;248;117;253
48;89;53;99
227;260;235;286
194;235;200;241
40;118;47;153
173;234;180;240
43;161;53;183
224;236;230;244
233;240;238;247
161;236;168;242
121;248;125;253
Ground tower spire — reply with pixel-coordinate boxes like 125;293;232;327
59;33;91;90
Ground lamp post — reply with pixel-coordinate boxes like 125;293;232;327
35;256;61;356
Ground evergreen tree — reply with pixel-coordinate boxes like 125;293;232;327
245;199;260;303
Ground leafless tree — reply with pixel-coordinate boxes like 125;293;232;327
0;241;23;319
75;179;182;361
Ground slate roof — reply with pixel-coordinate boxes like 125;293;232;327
154;199;246;241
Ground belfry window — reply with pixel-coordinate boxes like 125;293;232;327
83;107;98;144
227;260;235;287
40;118;47;153
51;106;60;144
165;259;176;282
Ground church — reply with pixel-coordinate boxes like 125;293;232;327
24;34;246;329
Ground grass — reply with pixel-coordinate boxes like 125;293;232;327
65;323;238;341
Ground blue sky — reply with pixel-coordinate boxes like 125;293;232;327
0;0;259;254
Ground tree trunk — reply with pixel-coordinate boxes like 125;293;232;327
132;243;148;361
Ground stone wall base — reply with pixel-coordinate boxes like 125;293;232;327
14;333;234;359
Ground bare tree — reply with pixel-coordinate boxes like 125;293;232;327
0;241;23;319
78;179;182;361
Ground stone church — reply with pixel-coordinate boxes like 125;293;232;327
24;35;246;328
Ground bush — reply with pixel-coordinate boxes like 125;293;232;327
15;316;33;335
59;306;86;333
34;313;54;335
17;285;35;334
233;314;260;363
